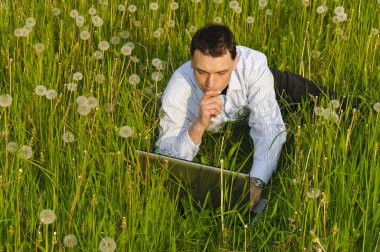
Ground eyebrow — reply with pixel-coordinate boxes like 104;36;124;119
195;67;229;73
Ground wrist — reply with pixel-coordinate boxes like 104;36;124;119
188;120;206;145
250;177;266;189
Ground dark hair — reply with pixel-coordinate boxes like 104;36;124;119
190;24;237;60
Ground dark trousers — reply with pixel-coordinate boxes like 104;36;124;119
270;68;361;112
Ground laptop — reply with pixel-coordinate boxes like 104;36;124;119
135;150;267;213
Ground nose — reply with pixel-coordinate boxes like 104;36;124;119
205;74;215;90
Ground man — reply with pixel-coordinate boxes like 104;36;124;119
155;24;356;211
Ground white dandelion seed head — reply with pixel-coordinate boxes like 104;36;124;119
152;58;162;67
52;8;61;16
258;0;268;9
19;145;33;160
188;25;197;33
45;89;58;100
34;43;45;53
332;16;339;24
110;36;120;45
88;96;98;109
77;104;91;116
151;71;164;82
98;0;108;6
170;2;179;10
302;0;310;7
311;50;321;59
120;30;130;39
14;28;23;37
95;74;105;83
128;4;137;13
213;17;222;24
34;85;47;96
105;103;116;113
98;41;110;51
73;72;83;81
69;9;79;18
92;15;104;27
93;50;104;60
76;96;89;106
126;42;135;49
133;20;141;27
150;2;159;11
336;12;347;22
334;6;345;15
329;99;340;109
62;131;75;143
373;102;380;113
118;4;126;12
98;237;117;252
6;142;18;153
63;234;78;248
76;16;85;27
128;74;140;85
153;30;161;38
234;6;242;14
25;17;36;27
306;188;321;199
229;1;239;9
121;45;132;56
313;106;325;116
17;27;30;37
246;16;254;24
39;209;56;225
119;125;133;138
80;30;91;40
265;8;273;15
131;56;139;63
371;28;379;36
340;34;349;41
316;5;327;15
167;20;175;28
88;7;97;15
156;61;166;71
0;94;12;107
66;83;77;92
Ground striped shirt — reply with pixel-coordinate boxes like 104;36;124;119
155;46;287;184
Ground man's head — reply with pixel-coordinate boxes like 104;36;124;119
190;24;238;93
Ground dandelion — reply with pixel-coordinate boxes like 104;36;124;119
306;188;321;199
311;50;321;59
98;41;110;51
302;0;310;7
334;6;345;15
120;30;130;39
25;17;36;27
52;8;61;16
332;16;339;24
92;15;104;27
88;97;98;108
134;20;141;27
0;94;12;107
105;103;115;113
118;4;125;12
371;28;379;36
151;71;164;82
95;74;105;83
69;9;79;18
373;102;380;113
110;36;120;45
14;28;23;37
66;83;77;92
45;89;58;100
34;85;47;96
76;16;85;27
150;2;159;11
62;131;75;143
229;0;239;9
170;2;179;10
156;61;166;71
191;0;201;3
336;12;347;22
6;142;18;153
329;99;340;109
76;96;89;106
188;25;197;33
265;9;273;15
99;0;108;6
316;5;327;15
80;30;91;40
19;145;33;160
77;104;91;116
128;74;140;85
73;72;83;81
119;125;133;138
258;0;268;9
246;16;254;24
34;43;45;52
167;20;175;28
213;17;222;24
88;7;97;15
98;237;117;252
93;50;104;60
234;6;242;14
126;42;135;49
313;106;325;116
131;56;139;63
121;45;132;56
153;30;161;38
152;58;161;67
39;209;56;225
63;234;78;248
128;4;137;13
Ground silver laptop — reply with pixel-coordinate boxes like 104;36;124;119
135;150;266;213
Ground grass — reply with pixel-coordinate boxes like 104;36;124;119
0;0;379;251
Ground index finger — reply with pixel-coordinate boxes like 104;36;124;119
203;89;221;98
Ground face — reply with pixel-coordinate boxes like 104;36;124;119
191;49;238;93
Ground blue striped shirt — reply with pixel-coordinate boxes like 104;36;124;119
155;46;287;184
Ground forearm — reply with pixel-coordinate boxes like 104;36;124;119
188;120;206;145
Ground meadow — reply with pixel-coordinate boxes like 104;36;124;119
0;0;379;251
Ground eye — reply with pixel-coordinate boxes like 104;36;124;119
218;71;227;75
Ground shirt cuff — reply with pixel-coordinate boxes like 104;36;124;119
249;160;273;185
181;129;200;159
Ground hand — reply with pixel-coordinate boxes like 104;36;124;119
195;90;222;130
249;184;263;212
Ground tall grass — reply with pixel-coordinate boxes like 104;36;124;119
0;0;379;251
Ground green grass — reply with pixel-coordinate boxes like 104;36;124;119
0;0;379;251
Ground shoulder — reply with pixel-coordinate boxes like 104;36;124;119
236;45;268;66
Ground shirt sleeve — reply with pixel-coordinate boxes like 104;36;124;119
155;74;200;160
246;55;287;184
